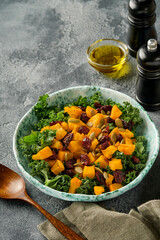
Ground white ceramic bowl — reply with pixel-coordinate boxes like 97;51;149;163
13;86;159;201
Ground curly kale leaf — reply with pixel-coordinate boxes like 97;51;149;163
19;129;56;159
121;102;143;128
76;177;106;194
133;136;148;164
124;170;137;184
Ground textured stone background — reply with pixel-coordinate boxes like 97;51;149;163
0;0;160;239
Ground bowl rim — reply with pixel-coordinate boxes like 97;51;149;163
13;86;160;201
87;38;129;68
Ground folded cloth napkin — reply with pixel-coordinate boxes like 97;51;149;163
38;200;160;240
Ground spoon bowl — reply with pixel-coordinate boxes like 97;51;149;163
0;164;84;240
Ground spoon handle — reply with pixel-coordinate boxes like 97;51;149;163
19;190;85;240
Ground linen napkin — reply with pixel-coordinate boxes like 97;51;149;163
38;200;160;240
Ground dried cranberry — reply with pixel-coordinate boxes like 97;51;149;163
78;106;86;111
96;108;101;113
80;113;89;123
66;169;75;177
106;117;115;124
62;133;73;147
62;146;68;151
49;121;63;126
66;159;76;169
101;105;112;113
113;170;125;183
95;172;105;185
122;120;134;130
117;133;123;142
101;141;110;150
82;137;92;150
78;126;89;134
99;135;110;143
132;156;140;164
94;102;102;108
80;154;89;165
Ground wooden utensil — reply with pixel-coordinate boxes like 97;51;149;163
0;164;85;240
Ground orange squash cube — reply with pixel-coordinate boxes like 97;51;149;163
109;183;123;192
32;146;53;160
125;138;133;145
83;165;95;179
102;145;117;159
45;159;56;167
94;186;105;195
90;138;99;151
87;152;96;164
119;129;134;139
64;106;82;118
61;122;68;131
105;174;114;187
68;177;82;194
86;106;98;118
68;119;86;131
40;125;50;133
87;127;101;138
110;105;122;120
95;155;109;168
109;159;123;171
87;113;104;128
57;150;73;162
118;144;135;155
67;141;83;153
51;160;65;175
50;139;63;149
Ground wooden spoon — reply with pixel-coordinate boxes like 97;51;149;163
0;164;84;240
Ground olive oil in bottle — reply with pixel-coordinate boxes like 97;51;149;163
89;45;125;73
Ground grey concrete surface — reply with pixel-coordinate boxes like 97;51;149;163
0;0;160;239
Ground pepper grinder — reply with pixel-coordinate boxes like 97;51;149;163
136;39;160;111
127;0;157;58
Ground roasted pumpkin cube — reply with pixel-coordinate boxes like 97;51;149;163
83;165;95;179
110;105;122;120
119;129;134;139
87;127;101;138
74;132;85;141
95;155;109;168
105;174;114;187
118;144;135;155
102;145;117;159
90;138;99;151
87;113;104;128
87;152;96;164
68;177;82;194
51;160;65;175
109;159;123;171
64;106;82;118
68;118;86;131
125;138;133;145
67;141;83;153
109;183;123;192
32;146;53;160
40;125;50;133
45;159;56;167
61;122;68;131
50;139;63;149
57;150;73;162
86;106;98;118
94;186;105;195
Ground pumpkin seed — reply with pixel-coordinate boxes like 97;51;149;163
68;119;80;123
91;109;96;117
103;172;108;179
115;118;123;128
118;128;125;132
107;111;111;115
89;132;95;140
121;139;125;144
92;151;96;156
87;122;93;127
101;124;106;130
73;162;82;166
97;118;105;128
82;148;88;152
64;153;68;161
95;147;100;153
95;167;103;174
98;133;103;140
111;132;117;144
96;152;102;157
101;110;106;115
74;166;83;174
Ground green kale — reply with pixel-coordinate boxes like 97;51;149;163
76;177;102;195
124;170;137;184
34;94;50;119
